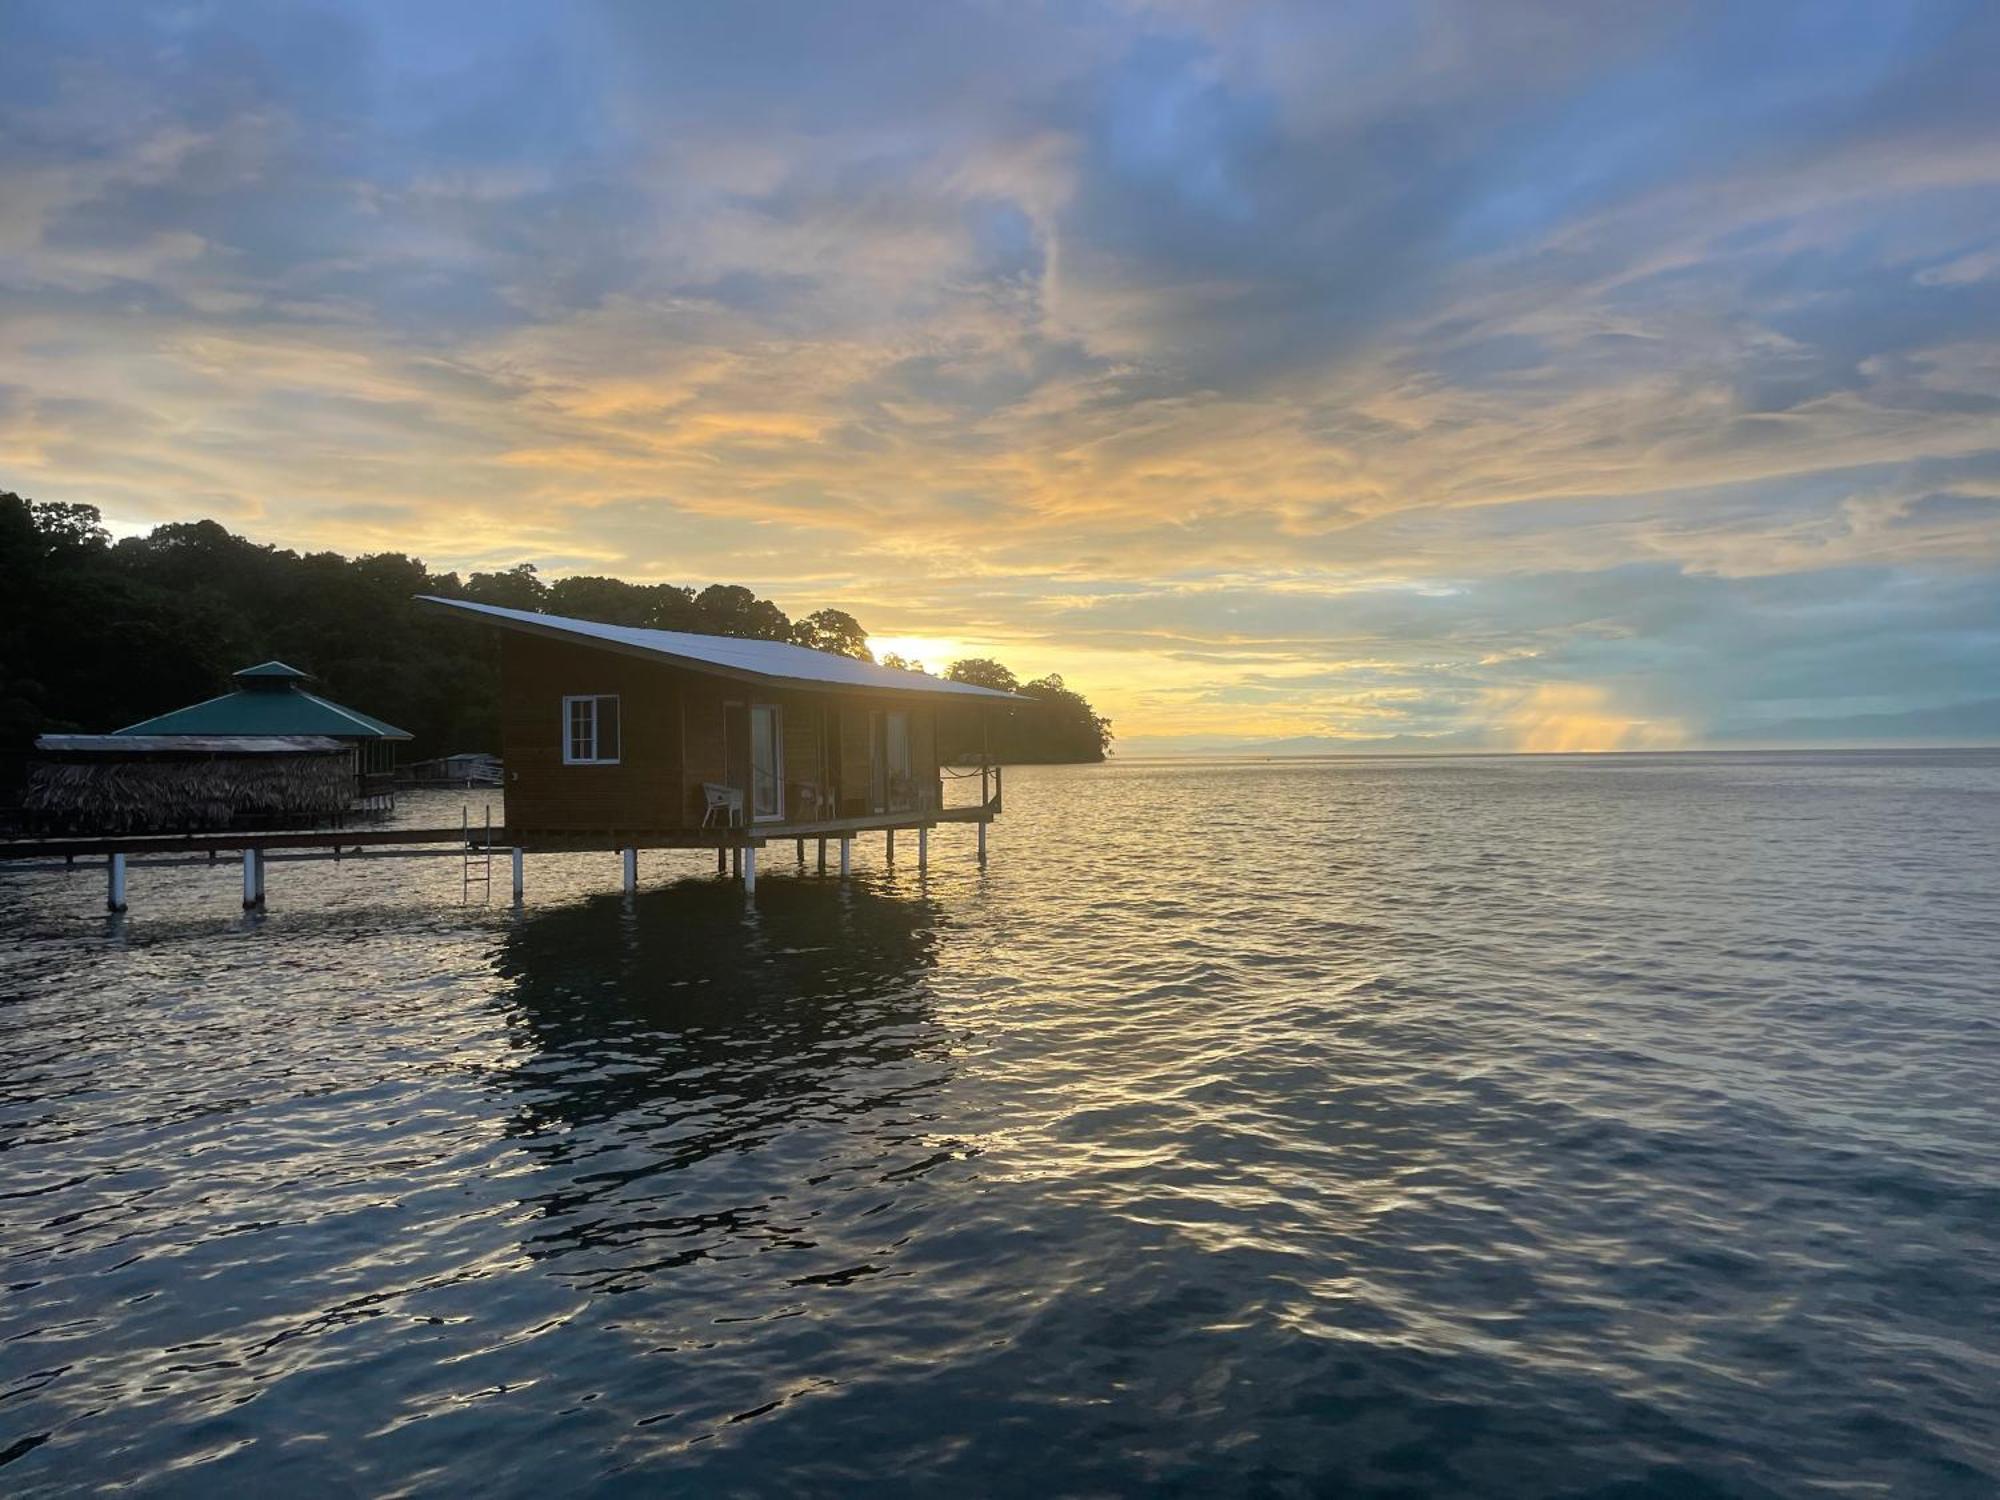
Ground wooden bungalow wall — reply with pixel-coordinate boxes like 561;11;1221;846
499;632;947;832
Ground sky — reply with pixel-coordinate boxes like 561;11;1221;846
2;1;1997;752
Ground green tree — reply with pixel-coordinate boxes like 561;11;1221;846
547;575;654;627
1016;673;1113;761
692;583;790;639
945;657;1018;693
463;562;548;612
791;608;872;660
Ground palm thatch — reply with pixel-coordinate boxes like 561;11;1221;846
25;736;357;834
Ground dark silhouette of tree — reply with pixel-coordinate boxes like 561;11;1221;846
463;562;549;611
943;659;1112;762
790;608;872;660
944;657;1018;693
546;575;655;627
0;493;1113;775
1016;674;1113;761
690;583;790;639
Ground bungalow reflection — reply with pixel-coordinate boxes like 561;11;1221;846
490;877;964;1293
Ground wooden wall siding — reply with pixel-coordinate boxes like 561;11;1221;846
503;633;958;831
500;633;681;831
678;676;729;820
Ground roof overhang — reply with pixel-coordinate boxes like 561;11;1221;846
37;734;350;755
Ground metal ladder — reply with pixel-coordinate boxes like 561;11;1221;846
462;804;493;903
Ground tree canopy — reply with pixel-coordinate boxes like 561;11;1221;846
0;493;1112;778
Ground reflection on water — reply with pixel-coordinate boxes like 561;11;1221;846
496;882;954;1289
2;757;1998;1496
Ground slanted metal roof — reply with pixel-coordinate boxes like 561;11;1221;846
233;661;313;682
414;595;1024;701
38;734;349;754
117;677;413;740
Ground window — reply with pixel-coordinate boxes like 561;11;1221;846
562;695;621;764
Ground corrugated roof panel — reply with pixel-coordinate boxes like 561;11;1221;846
232;661;313;681
414;595;1024;701
118;688;413;739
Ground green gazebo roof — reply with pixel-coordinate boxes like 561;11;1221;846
118;662;412;740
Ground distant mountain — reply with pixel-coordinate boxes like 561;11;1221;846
1711;699;2000;747
1117;730;1489;758
1119;699;2000;759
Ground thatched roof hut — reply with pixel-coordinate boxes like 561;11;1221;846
26;735;356;834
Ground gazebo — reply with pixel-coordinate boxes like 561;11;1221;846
117;661;412;810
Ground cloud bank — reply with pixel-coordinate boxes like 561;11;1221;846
3;0;1997;746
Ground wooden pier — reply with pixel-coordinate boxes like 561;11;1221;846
0;778;1000;913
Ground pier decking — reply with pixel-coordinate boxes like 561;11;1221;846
0;772;1001;912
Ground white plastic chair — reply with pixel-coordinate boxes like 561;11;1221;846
701;782;744;828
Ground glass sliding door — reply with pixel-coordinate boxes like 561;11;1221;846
749;704;784;821
885;710;912;810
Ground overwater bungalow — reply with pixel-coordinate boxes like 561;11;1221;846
416;596;1018;866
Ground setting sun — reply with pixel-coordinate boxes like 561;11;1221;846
864;635;968;676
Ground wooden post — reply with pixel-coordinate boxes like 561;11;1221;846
795;838;805;865
511;847;525;901
886;829;895;867
918;825;928;873
743;844;757;892
106;853;127;913
817;838;827;874
977;819;987;867
839;836;852;876
622;847;637;894
717;846;728;876
731;846;741;878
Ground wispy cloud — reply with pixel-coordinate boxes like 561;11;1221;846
2;0;1996;741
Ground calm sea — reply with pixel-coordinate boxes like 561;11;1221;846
3;753;1997;1497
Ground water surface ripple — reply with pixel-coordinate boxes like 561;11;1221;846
3;754;1997;1496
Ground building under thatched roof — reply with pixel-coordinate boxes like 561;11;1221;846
110;659;413;817
25;735;357;835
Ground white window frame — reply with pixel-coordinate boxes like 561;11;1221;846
561;694;621;765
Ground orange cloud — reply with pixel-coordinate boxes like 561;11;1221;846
1485;684;1686;754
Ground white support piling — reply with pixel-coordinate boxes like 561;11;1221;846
106;853;127;913
886;829;895;868
743;844;758;892
839;836;852;876
621;847;638;894
977;820;988;867
242;848;264;909
511;847;525;901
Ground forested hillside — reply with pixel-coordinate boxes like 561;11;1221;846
0;492;1111;766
